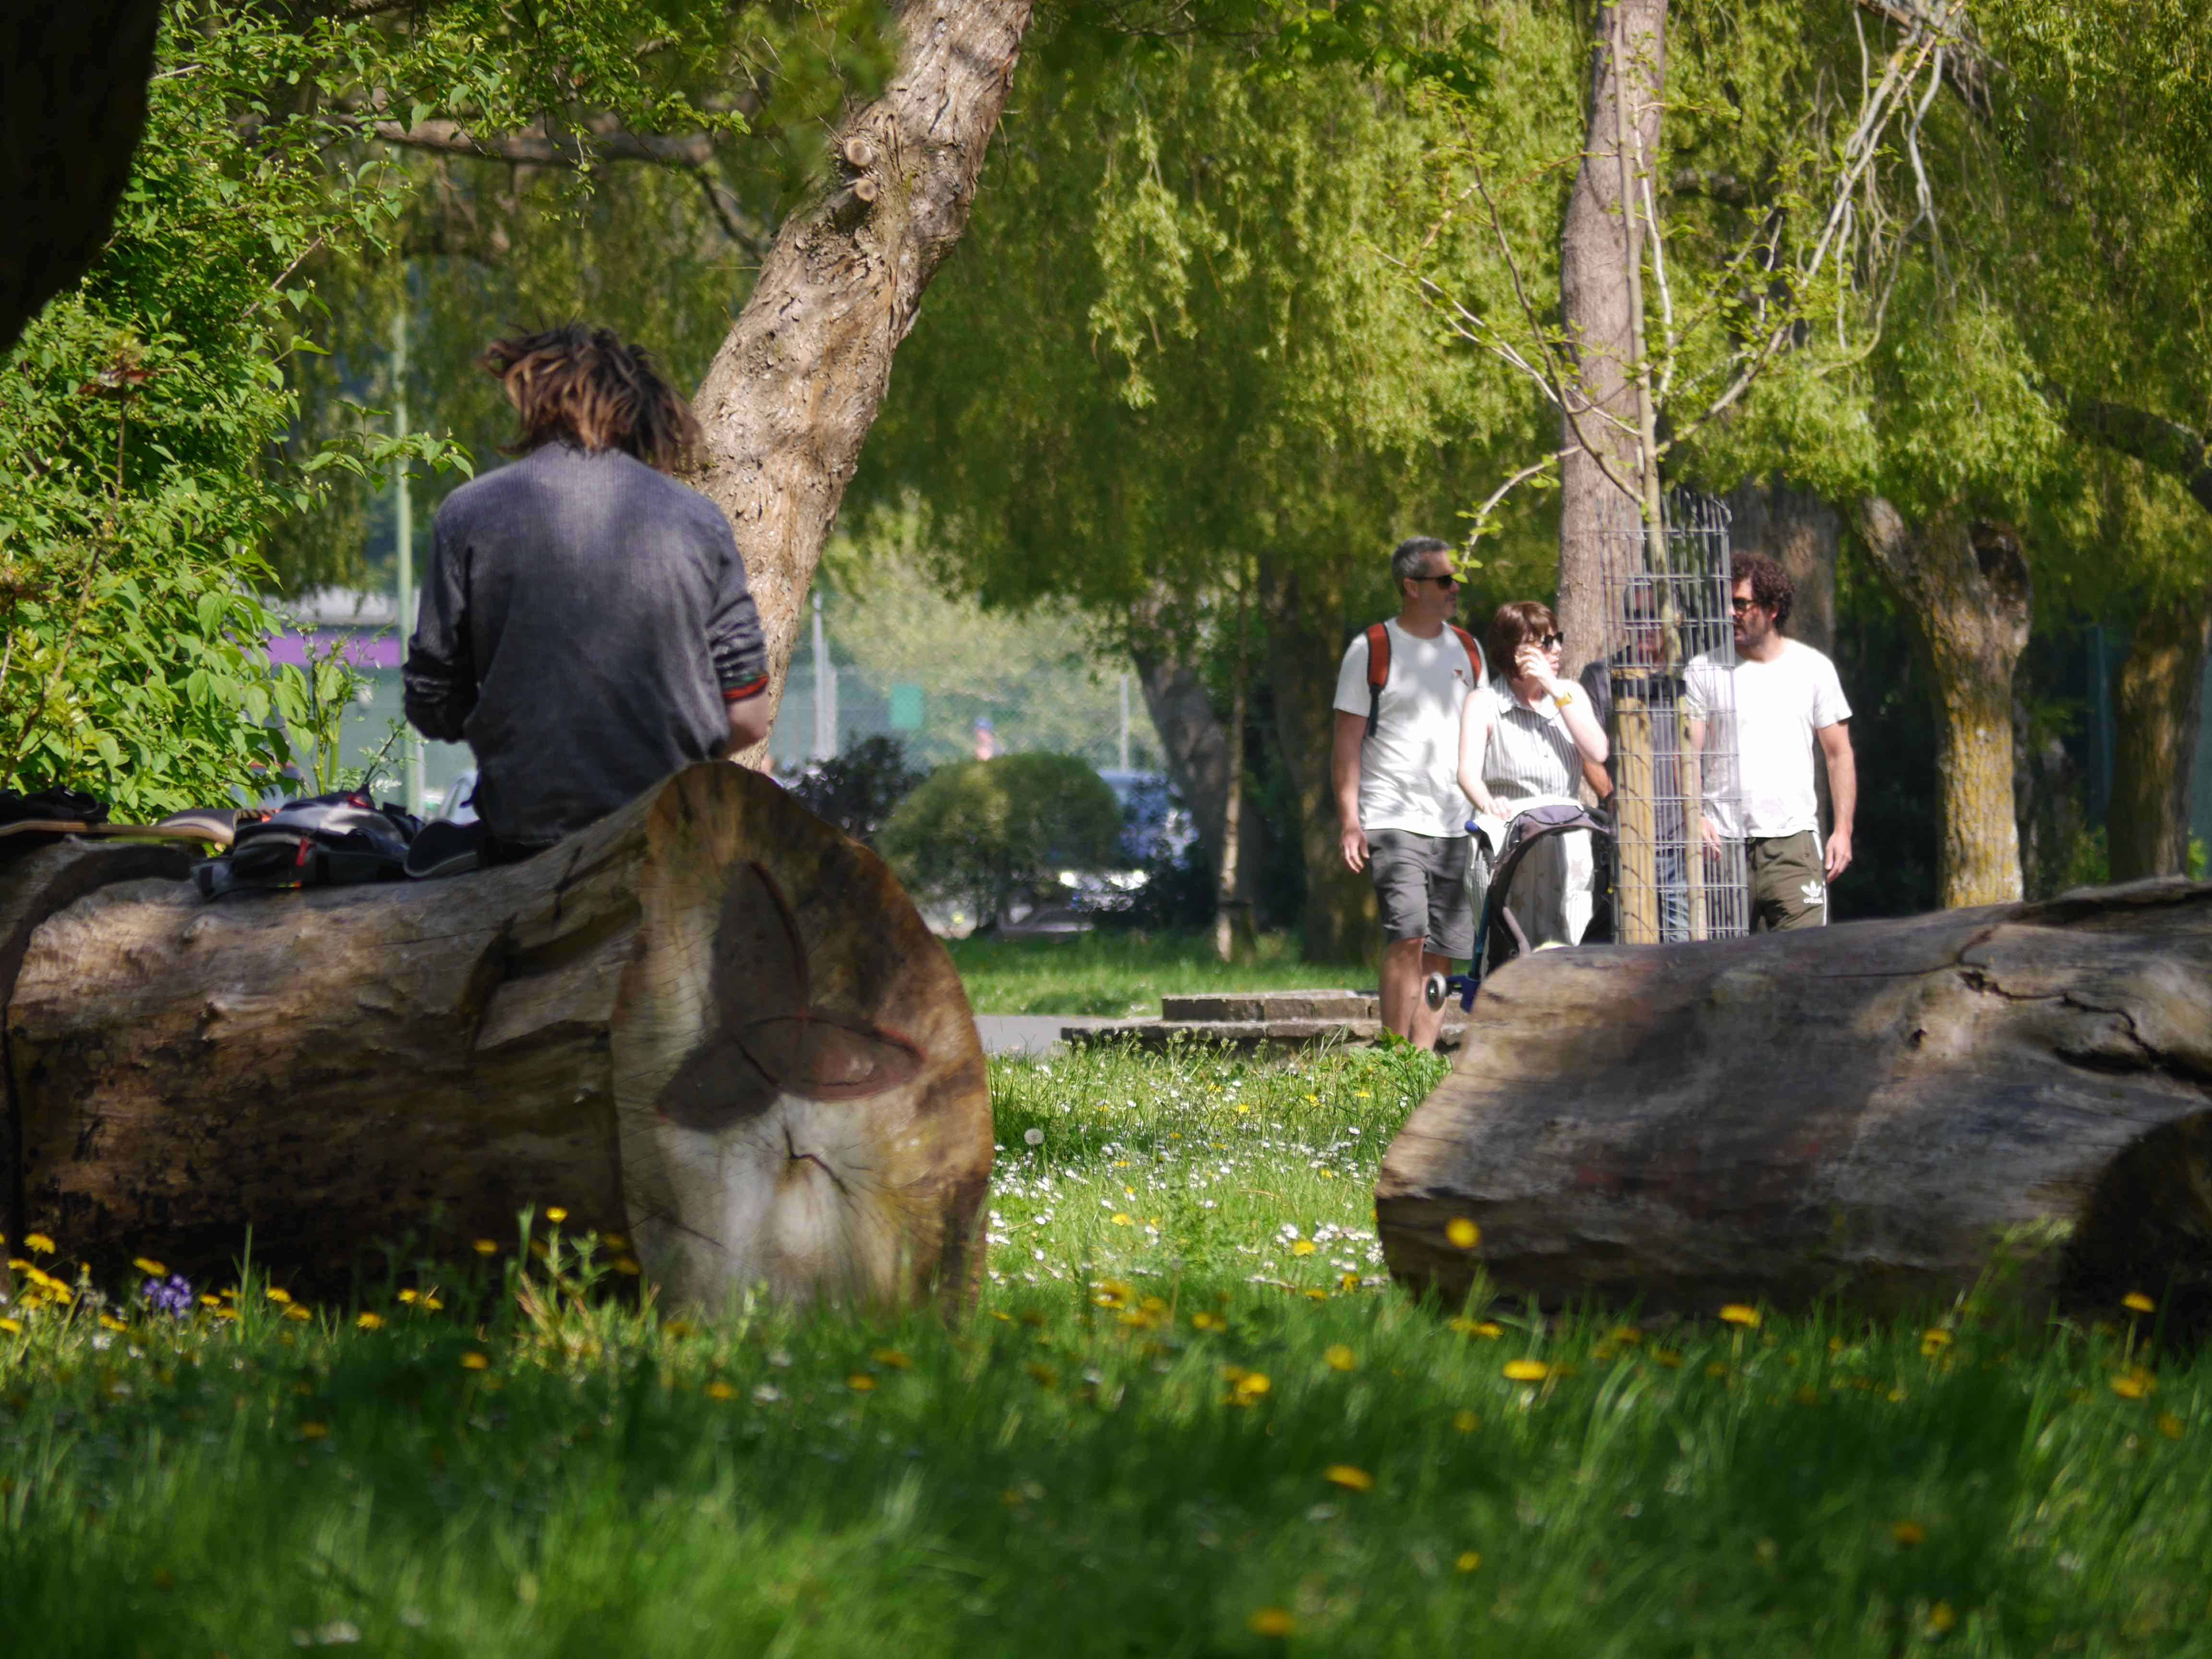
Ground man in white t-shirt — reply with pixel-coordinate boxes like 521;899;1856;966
1330;537;1487;1044
1684;556;1857;930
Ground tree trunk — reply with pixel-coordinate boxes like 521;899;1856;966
1556;0;1668;686
1854;499;2030;906
1376;878;2212;1339
1726;476;1839;657
4;764;990;1312
1213;603;1254;963
1259;555;1372;965
691;0;1036;762
2110;585;2212;880
1130;641;1258;914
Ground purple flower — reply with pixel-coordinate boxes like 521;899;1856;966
141;1274;194;1317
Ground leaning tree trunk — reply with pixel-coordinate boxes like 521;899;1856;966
1556;0;1668;687
691;0;1035;763
2110;583;2212;880
1131;635;1260;915
3;764;990;1311
1376;879;2212;1340
1855;499;2031;906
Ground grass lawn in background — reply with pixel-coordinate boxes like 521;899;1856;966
3;1040;2209;1655
947;927;1369;1015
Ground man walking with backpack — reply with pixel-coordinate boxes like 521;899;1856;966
1330;537;1487;1047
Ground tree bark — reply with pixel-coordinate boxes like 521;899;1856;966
1259;555;1373;965
1376;878;2212;1339
4;764;990;1312
2110;585;2212;880
1556;0;1668;686
1726;476;1839;657
690;0;1036;764
1130;641;1259;914
1854;499;2031;906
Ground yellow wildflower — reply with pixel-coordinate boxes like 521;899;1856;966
0;1317;20;1334
603;1232;629;1250
98;1314;127;1332
24;1233;54;1254
2156;1411;2185;1440
472;1239;498;1256
1706;1362;1730;1379
132;1258;167;1277
1445;1217;1480;1250
1025;1363;1059;1388
264;1287;293;1304
613;1257;643;1276
2110;1371;2154;1400
545;1207;568;1224
420;1295;443;1311
1718;1303;1760;1328
1109;1214;1134;1227
1921;1329;1952;1356
1452;1409;1479;1433
705;1381;738;1401
1926;1602;1958;1635
1323;1464;1375;1491
1247;1608;1295;1638
397;1289;418;1304
1455;1551;1481;1574
283;1305;311;1322
847;1374;876;1393
460;1352;490;1370
356;1312;385;1331
1290;1240;1317;1257
212;1306;239;1322
2123;1292;2155;1315
298;1422;329;1442
1323;1344;1358;1372
1892;1520;1926;1548
1651;1348;1683;1368
1610;1326;1643;1346
872;1348;913;1370
1190;1312;1225;1332
1502;1359;1550;1383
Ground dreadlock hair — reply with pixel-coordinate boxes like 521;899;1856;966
479;325;704;475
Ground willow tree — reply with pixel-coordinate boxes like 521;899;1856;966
851;5;1571;961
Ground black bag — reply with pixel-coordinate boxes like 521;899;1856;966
193;792;421;897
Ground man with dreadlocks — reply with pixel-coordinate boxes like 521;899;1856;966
403;325;771;860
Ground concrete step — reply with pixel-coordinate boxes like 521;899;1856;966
1063;1015;1466;1054
1158;989;1379;1023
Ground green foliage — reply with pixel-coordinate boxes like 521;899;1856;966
882;753;1124;926
5;1046;2210;1654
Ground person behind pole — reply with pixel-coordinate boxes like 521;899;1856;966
1684;555;1856;929
403;325;771;861
1458;601;1610;945
1575;580;1690;940
1330;536;1486;1048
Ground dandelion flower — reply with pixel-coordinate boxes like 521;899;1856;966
1452;1409;1479;1433
872;1348;913;1370
98;1314;128;1333
264;1287;292;1304
1719;1303;1760;1328
2109;1371;2154;1400
460;1352;490;1370
1455;1551;1481;1573
1023;1128;1044;1146
132;1258;167;1277
1610;1326;1643;1346
283;1304;311;1322
545;1206;568;1224
603;1233;628;1250
1323;1344;1357;1372
298;1422;329;1442
1290;1241;1317;1257
355;1312;385;1331
2123;1292;2155;1315
23;1233;54;1254
1247;1608;1295;1638
1926;1602;1958;1635
1323;1464;1375;1491
472;1239;498;1256
1024;1363;1059;1388
1445;1218;1480;1250
613;1257;643;1276
705;1381;738;1401
420;1295;444;1311
1190;1312;1225;1332
847;1374;876;1393
397;1289;419;1304
1502;1359;1550;1383
1651;1348;1683;1368
1891;1520;1926;1548
0;1317;20;1334
2156;1411;2184;1440
1236;1370;1272;1397
1109;1214;1134;1227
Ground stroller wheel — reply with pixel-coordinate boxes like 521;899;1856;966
1423;972;1448;1011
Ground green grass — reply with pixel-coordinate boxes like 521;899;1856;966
947;927;1367;1015
5;1042;2212;1655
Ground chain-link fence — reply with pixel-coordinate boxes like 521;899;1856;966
1594;491;1749;941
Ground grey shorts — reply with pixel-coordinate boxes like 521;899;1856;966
1367;829;1474;958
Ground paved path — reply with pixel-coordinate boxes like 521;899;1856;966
974;1014;1133;1056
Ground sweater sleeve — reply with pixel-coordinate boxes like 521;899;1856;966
707;520;769;700
402;505;477;743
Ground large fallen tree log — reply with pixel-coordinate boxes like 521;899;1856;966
1376;879;2212;1339
1;762;990;1311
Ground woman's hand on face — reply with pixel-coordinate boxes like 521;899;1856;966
1514;642;1557;690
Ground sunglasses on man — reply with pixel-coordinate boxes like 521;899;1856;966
1415;572;1459;589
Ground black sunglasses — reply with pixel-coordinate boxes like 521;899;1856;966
1536;632;1563;649
1415;572;1460;589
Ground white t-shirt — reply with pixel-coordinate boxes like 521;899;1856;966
1683;638;1851;839
1332;620;1484;838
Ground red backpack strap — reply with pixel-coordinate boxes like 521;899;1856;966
1364;623;1391;737
1449;623;1486;684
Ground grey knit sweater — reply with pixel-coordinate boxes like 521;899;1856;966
402;443;768;845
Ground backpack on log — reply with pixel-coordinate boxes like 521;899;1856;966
0;763;991;1312
1375;879;2212;1341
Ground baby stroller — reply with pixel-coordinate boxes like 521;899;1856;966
1428;799;1615;1016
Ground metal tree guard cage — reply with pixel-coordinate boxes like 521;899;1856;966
1594;491;1749;942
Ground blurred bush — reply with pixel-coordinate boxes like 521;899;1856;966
881;752;1122;929
784;735;925;846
